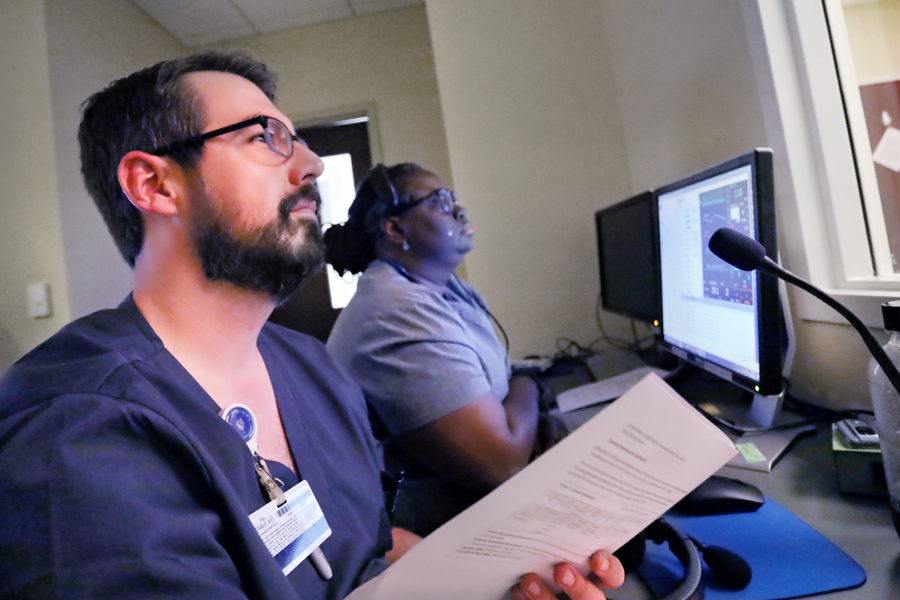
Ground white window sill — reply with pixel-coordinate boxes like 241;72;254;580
792;286;900;328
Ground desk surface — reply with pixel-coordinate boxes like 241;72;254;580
548;367;900;599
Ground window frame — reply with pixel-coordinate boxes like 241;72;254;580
746;0;900;327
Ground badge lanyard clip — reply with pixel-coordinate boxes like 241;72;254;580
220;403;332;580
255;453;287;506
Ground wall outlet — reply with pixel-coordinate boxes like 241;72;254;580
27;282;52;319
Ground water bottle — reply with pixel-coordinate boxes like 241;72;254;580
868;300;900;538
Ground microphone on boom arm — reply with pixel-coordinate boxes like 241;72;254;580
707;227;900;396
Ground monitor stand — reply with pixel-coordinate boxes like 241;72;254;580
696;391;816;473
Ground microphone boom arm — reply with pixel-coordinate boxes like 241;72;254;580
759;257;900;396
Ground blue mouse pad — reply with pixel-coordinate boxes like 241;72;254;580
637;496;866;600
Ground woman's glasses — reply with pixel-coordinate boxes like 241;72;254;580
402;188;458;215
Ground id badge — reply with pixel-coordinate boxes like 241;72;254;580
249;480;332;575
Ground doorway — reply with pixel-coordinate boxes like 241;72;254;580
268;117;373;342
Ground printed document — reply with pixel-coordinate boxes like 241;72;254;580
347;372;737;600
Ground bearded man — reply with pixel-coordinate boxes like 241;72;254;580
0;51;623;600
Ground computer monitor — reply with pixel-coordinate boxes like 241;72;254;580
655;148;784;398
594;191;660;325
653;149;811;472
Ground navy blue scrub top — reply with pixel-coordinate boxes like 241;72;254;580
0;296;391;600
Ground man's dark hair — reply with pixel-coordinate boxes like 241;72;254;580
78;51;278;266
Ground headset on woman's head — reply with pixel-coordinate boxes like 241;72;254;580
369;164;400;208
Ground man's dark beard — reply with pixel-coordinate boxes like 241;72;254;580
190;184;326;304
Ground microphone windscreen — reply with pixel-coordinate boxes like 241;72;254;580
702;545;753;590
708;227;767;271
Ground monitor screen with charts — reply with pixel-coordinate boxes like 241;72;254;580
655;148;783;397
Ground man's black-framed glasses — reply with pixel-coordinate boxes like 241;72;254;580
150;115;300;158
401;188;458;215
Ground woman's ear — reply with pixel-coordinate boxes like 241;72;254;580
118;151;185;216
381;216;406;245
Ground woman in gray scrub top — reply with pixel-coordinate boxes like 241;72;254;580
323;163;562;536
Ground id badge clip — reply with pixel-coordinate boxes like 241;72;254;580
220;403;258;455
220;403;332;579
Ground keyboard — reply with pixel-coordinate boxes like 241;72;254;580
556;366;671;413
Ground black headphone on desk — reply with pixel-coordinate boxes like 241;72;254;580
615;518;752;600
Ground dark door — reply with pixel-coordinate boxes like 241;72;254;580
268;118;372;342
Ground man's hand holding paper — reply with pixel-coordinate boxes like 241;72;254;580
348;372;737;600
513;549;625;600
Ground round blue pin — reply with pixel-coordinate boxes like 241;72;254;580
220;403;258;454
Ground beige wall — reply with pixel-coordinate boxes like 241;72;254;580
219;8;450;183
46;0;189;319
0;0;446;367
425;0;766;354
44;1;448;320
426;0;637;356
0;0;875;409
0;0;70;374
845;0;900;83
425;0;871;410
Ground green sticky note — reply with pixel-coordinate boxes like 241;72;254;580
735;442;766;464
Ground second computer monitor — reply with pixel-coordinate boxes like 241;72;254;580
655;148;783;396
595;191;660;325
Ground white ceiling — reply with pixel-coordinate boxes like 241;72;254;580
129;0;424;47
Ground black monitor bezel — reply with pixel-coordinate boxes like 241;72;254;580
655;148;782;396
594;191;660;325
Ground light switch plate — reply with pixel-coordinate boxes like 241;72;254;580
27;282;51;318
